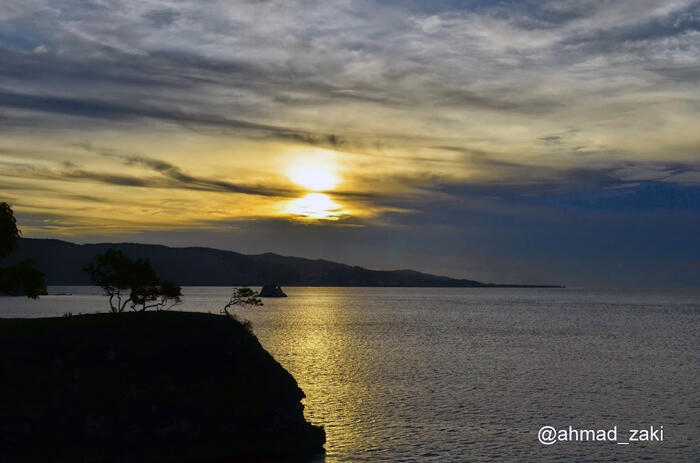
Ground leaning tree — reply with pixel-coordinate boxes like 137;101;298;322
222;287;263;316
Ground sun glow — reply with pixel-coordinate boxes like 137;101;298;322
285;193;345;220
287;162;339;191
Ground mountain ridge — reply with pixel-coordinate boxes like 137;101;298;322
1;238;562;288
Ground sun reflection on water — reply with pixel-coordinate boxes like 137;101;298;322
248;289;381;462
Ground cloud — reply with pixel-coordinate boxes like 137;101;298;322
0;1;697;160
3;142;301;198
0;87;299;134
1;0;700;286
143;8;180;28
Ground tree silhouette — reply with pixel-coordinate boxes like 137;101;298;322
0;202;20;258
84;250;182;312
222;287;263;316
0;202;47;299
131;280;183;312
0;259;47;299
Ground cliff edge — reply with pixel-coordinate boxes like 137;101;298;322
0;311;325;462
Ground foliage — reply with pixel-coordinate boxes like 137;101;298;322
0;202;20;258
83;250;135;312
131;280;183;312
222;287;263;316
0;259;48;299
0;202;47;299
83;249;182;312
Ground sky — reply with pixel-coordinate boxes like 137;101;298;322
1;0;699;287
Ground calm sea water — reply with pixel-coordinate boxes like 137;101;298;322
1;287;699;462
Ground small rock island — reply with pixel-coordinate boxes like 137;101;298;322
260;284;288;297
0;311;324;462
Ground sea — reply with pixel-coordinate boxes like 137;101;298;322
1;287;698;462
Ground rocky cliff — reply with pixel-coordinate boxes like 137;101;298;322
0;311;325;462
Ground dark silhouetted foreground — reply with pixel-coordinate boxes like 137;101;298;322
0;312;325;462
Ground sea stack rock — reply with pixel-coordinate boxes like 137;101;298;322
259;284;287;297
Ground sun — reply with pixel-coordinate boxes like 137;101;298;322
286;193;344;220
288;162;339;191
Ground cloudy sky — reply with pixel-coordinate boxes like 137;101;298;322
1;0;699;286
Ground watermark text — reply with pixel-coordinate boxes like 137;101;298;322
538;425;664;446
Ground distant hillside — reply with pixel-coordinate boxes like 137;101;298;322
1;238;559;287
